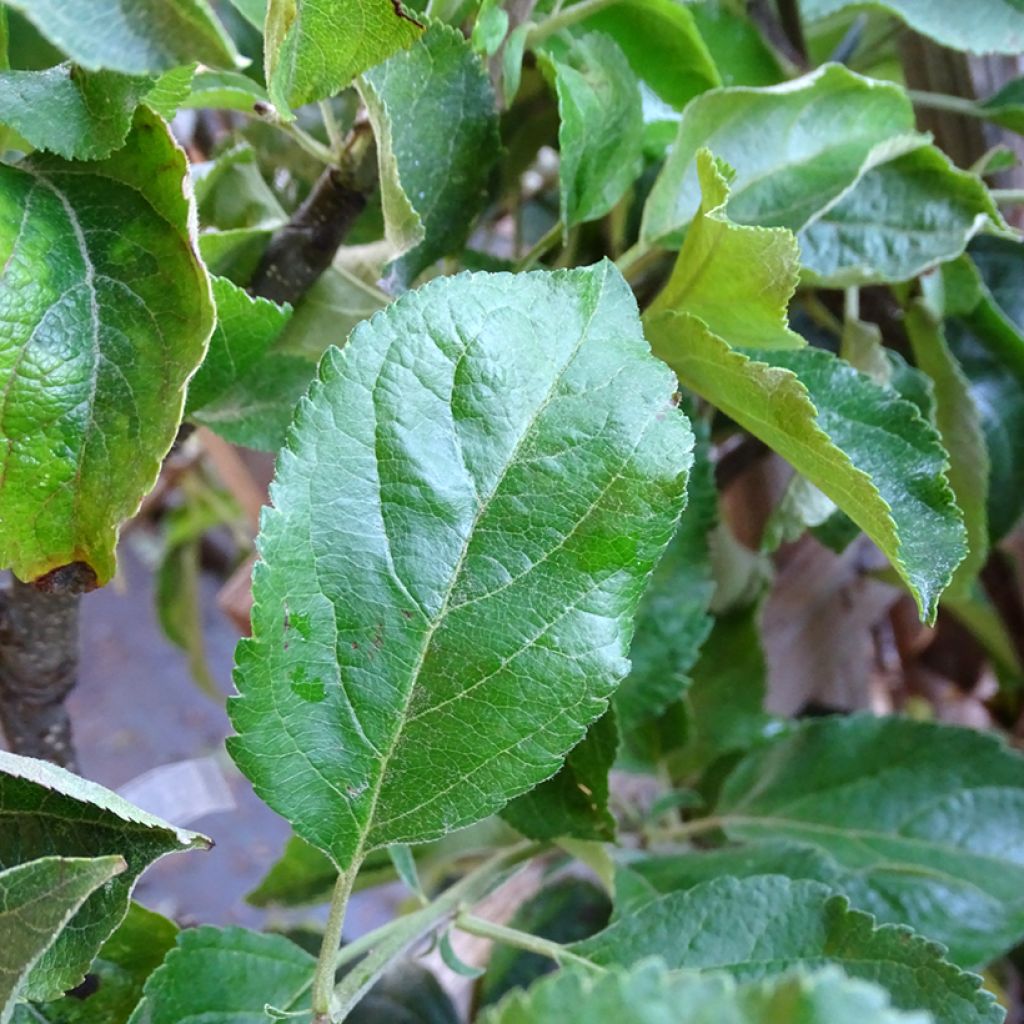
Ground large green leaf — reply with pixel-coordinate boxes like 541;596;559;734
126;926;314;1023
264;0;423;112
572;875;1002;1024
712;715;1024;967
0;856;124;1024
360;24;500;287
544;33;643;230
0;64;151;160
0;106;215;585
799;0;1024;55
482;961;932;1024
645;153;965;621
229;263;692;871
641;63;918;248
798;143;1008;286
501;708;618;842
2;0;242;74
614;424;716;733
0;750;208;1000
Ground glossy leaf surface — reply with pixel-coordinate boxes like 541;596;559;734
0;750;207;1000
361;24;500;287
573;875;1002;1024
0;107;214;584
712;715;1024;967
229;264;692;870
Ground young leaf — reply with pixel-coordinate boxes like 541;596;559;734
501;708;618;842
0;106;215;585
645;153;966;621
360;24;500;287
642;64;918;248
0;64;151;160
799;0;1024;55
905;303;989;592
0;750;208;1001
572;876;1002;1024
576;0;720;110
482;961;933;1024
186;278;292;415
265;0;423;113
544;33;643;231
799;143;1009;286
614;425;716;733
0;856;125;1024
2;0;243;74
126;926;314;1023
229;263;692;871
713;715;1024;967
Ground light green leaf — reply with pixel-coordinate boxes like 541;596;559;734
0;750;208;1001
501;708;618;842
265;0;423;113
614;424;716;733
228;263;692;871
905;303;989;592
799;0;1024;55
187;277;292;414
181;69;269;112
143;63;196;119
545;33;643;230
0;64;150;159
648;153;804;351
713;715;1024;967
126;926;314;1023
642;63;918;248
573;876;1001;1024
0;106;214;585
360;24;500;287
645;153;966;620
191;352;315;452
2;0;243;74
0;856;125;1024
482;961;933;1024
798;143;1009;286
575;0;720;111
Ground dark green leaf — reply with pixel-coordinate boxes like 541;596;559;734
187;277;292;414
360;24;500;287
573;875;1002;1024
714;715;1024;966
126;926;314;1023
689;3;783;88
0;106;215;585
3;0;243;74
228;263;692;871
615;427;716;733
1;856;125;1022
545;33;643;230
501;708;618;842
0;750;207;1001
265;0;423;112
347;962;459;1024
0;64;151;159
245;835;339;907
